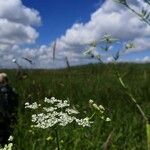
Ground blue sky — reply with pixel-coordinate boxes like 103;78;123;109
0;0;150;68
22;0;104;45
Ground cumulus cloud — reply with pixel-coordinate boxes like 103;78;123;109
133;56;150;63
35;0;147;68
0;0;41;51
142;56;150;62
1;0;150;68
106;56;114;62
0;0;41;25
57;0;149;45
51;0;150;66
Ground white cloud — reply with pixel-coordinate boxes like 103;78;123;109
142;56;150;62
51;0;150;67
0;19;38;45
57;0;150;48
131;56;150;63
128;37;150;52
0;0;41;26
106;56;114;62
1;0;150;68
0;0;41;52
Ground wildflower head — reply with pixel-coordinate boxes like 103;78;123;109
89;99;111;122
46;136;53;141
89;99;94;105
25;97;93;129
8;136;13;142
25;102;41;109
0;136;13;150
12;58;16;63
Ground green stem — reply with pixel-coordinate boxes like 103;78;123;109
89;112;96;120
55;129;60;150
114;64;148;122
146;123;150;150
113;63;150;150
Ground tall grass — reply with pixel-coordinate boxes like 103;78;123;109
1;63;150;149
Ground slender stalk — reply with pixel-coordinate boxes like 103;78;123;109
113;64;148;123
146;123;150;150
95;39;149;149
89;112;96;120
55;129;60;150
115;1;150;26
102;129;115;150
126;4;150;26
113;63;150;150
114;1;150;149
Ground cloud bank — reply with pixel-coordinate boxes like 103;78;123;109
0;0;150;68
0;0;41;50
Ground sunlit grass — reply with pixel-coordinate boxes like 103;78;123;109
1;63;150;149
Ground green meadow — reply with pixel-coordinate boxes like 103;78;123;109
1;63;150;150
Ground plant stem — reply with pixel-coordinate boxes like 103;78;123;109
102;129;115;150
114;64;148;122
55;129;60;150
113;63;150;150
126;5;150;26
146;123;150;150
89;112;96;120
114;0;150;26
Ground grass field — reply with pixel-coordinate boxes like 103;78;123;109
1;63;150;150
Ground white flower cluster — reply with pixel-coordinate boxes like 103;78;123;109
25;97;92;129
0;136;13;150
25;102;41;109
83;47;102;62
89;99;111;122
0;143;13;150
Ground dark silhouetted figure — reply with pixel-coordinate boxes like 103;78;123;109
0;73;18;146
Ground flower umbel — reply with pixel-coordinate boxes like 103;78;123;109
89;99;111;122
25;102;41;109
25;97;92;128
0;136;13;150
